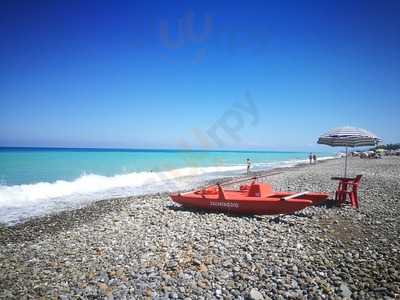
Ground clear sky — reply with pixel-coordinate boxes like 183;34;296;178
1;0;399;150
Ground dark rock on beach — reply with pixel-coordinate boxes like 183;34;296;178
1;157;399;299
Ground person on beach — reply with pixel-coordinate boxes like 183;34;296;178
246;158;251;174
309;153;313;164
313;154;317;164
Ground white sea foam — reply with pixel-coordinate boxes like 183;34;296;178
0;156;336;226
0;165;245;225
251;156;336;170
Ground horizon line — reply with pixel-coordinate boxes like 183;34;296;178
0;146;336;153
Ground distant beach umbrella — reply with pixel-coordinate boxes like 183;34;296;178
317;126;381;176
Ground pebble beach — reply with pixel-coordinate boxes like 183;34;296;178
1;157;399;299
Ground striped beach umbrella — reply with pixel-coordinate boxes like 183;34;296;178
317;126;381;176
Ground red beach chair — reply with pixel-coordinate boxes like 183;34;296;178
333;175;362;208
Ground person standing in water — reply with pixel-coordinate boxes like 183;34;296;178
313;153;317;164
309;153;313;164
246;158;251;174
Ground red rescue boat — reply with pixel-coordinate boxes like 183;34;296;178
170;177;329;215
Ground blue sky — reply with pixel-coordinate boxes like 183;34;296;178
0;0;399;150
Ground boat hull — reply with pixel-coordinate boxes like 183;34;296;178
170;190;329;215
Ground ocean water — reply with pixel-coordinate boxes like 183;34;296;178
0;148;334;225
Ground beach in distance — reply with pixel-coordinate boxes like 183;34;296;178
1;156;399;299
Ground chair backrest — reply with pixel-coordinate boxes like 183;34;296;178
353;175;362;184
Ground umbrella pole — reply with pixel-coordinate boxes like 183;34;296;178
344;147;348;177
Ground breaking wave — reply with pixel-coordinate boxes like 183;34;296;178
0;165;245;225
0;156;335;226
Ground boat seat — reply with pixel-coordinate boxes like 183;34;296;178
281;191;309;201
195;187;218;195
247;183;273;197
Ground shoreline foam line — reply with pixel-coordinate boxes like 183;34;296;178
0;156;337;226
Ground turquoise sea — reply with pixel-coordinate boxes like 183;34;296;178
0;147;334;225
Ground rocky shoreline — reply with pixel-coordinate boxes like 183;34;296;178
1;157;399;299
